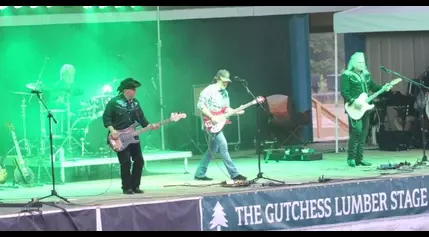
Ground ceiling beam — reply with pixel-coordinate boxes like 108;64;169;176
0;6;356;27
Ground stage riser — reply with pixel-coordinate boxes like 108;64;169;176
2;164;121;185
292;213;429;231
2;175;429;231
0;198;201;231
201;176;429;231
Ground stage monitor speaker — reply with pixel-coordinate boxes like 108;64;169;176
377;131;412;151
192;84;210;117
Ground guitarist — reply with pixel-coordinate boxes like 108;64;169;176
340;52;392;167
195;69;247;181
102;78;160;194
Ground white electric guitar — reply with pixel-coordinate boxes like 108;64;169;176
345;78;402;120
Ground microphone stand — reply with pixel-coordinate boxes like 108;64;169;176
381;67;429;162
237;77;285;185
31;91;70;203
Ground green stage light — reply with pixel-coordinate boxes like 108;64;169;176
114;6;121;8
46;6;52;8
0;6;7;10
14;6;23;9
29;6;38;8
83;6;92;9
99;6;107;9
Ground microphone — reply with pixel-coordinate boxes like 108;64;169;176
31;90;42;94
380;66;388;72
234;76;246;82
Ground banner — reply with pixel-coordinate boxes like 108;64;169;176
100;198;201;231
0;209;97;231
201;176;429;231
296;213;429;231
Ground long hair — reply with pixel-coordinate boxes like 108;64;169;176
347;52;370;75
212;76;219;83
60;64;76;84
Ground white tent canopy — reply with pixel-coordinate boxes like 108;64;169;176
332;6;429;152
334;6;429;34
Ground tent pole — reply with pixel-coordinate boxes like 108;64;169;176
334;33;339;153
156;6;165;150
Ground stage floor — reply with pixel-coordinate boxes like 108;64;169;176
1;148;428;215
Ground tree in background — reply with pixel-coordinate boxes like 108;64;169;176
309;33;345;93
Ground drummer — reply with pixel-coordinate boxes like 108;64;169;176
52;64;82;111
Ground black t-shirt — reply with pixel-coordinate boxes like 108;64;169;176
102;94;150;131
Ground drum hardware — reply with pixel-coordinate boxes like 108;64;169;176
90;94;112;118
50;109;66;139
71;117;111;156
23;56;50;158
58;93;82;156
26;82;48;157
8;92;32;156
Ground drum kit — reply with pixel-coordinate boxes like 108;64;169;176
9;66;119;159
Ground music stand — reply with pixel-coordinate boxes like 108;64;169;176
31;92;69;203
235;77;285;185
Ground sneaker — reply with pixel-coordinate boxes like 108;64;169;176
195;176;214;181
232;174;247;181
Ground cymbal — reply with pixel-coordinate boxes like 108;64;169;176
26;83;84;96
50;109;66;113
78;107;94;112
11;91;31;96
25;82;44;91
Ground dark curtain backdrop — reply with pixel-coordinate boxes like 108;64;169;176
0;15;292;156
161;15;292;151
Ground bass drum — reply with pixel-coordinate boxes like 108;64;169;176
71;117;110;154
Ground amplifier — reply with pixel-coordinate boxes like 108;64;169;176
377;131;412;151
264;147;323;163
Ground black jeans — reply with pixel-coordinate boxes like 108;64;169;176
116;143;144;190
347;113;369;162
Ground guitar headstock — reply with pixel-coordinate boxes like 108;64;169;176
252;96;265;105
170;112;187;122
5;122;14;131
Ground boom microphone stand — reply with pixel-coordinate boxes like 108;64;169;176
381;66;429;162
235;77;284;185
32;91;70;203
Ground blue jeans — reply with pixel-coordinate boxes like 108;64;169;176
194;131;239;179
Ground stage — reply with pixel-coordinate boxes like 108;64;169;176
0;148;428;214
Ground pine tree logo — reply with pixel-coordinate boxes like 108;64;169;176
209;201;228;231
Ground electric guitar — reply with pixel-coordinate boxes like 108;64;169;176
203;96;265;133
345;78;402;120
108;112;187;152
5;123;35;186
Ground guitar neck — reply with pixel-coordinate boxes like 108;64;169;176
367;87;387;103
135;119;171;136
11;133;23;159
224;101;255;118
